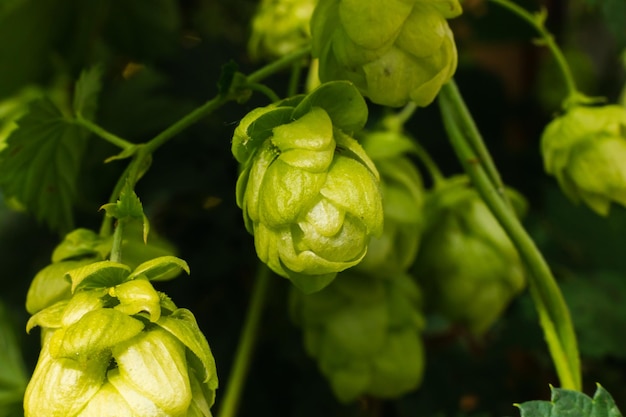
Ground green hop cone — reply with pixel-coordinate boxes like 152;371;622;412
311;0;462;107
541;104;626;216
24;258;218;417
290;270;425;402
248;0;317;60
232;82;383;293
355;130;424;274
413;176;526;335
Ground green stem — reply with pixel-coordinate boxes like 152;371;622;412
75;116;134;150
247;82;281;103
217;265;273;417
409;140;446;187
439;82;581;391
288;60;304;97
444;80;510;204
488;0;580;107
247;45;312;84
109;218;125;263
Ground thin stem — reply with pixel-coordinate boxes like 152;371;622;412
247;82;281;103
144;95;230;154
444;80;510;204
439;82;581;390
409;140;446;187
488;0;579;106
109;219;125;263
217;265;273;417
247;45;312;84
75;116;134;150
288;60;304;97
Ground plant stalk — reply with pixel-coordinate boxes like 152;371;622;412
217;265;273;417
438;81;581;390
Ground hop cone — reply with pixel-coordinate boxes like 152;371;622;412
232;82;383;293
541;104;626;216
23;258;218;417
290;270;425;402
311;0;462;107
248;0;317;60
355;129;424;274
413;176;526;335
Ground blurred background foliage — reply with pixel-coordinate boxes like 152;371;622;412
0;0;624;416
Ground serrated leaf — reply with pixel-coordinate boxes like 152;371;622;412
517;385;623;417
292;81;368;134
67;261;131;293
73;66;102;120
156;308;218;388
0;98;87;232
49;309;145;359
128;255;190;282
100;180;145;221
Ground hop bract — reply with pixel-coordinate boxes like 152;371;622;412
290;270;425;402
311;0;462;107
248;0;317;60
541;105;626;216
23;258;218;417
232;82;383;293
413;176;526;335
355;130;424;274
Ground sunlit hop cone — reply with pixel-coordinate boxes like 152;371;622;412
23;258;218;417
541;104;626;216
248;0;317;60
311;0;462;107
354;130;424;274
290;270;425;402
232;82;383;293
413;176;526;335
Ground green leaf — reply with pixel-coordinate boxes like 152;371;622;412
49;309;145;359
292;81;368;134
51;228;107;263
73;66;103;120
156;308;218;388
0;99;87;232
516;385;623;417
111;278;161;322
67;261;132;293
100;180;145;221
26;300;68;333
128;255;190;282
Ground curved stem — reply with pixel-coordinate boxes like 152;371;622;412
109;219;125;263
439;82;581;390
217;265;273;417
247;82;281;103
488;0;580;107
409;140;446;187
75;116;134;150
288;60;304;97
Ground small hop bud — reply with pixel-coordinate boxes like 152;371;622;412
541;104;626;215
290;271;425;402
311;0;462;107
248;0;317;60
413;176;526;335
232;82;383;293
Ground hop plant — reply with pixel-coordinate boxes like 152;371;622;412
290;270;425;402
248;0;317;60
232;81;383;293
413;176;526;335
541;104;626;216
311;0;462;107
355;129;424;274
23;257;218;417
